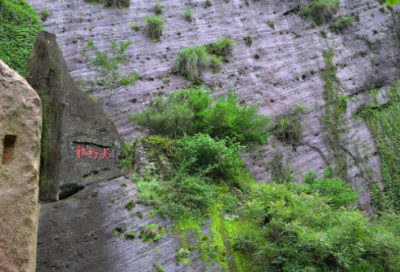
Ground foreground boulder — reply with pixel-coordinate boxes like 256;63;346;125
0;60;42;272
26;31;123;200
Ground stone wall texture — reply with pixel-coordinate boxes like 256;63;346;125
0;60;42;272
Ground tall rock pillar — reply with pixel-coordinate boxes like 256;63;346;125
26;31;67;201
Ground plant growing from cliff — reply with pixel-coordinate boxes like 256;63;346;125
131;22;139;32
144;15;165;40
182;8;194;22
267;19;274;28
40;7;51;21
129;88;270;147
209;55;222;73
175;46;209;78
79;40;139;102
265;150;294;184
302;0;339;25
155;264;165;272
104;0;130;8
206;38;235;56
273;117;305;144
330;15;354;33
153;1;164;15
244;34;252;46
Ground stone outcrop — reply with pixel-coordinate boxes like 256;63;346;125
26;31;123;201
0;60;42;272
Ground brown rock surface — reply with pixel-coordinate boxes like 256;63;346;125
0;60;42;272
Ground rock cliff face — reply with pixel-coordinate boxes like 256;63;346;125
24;0;400;270
0;60;42;272
26;31;124;201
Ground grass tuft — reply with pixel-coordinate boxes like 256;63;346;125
144;15;164;40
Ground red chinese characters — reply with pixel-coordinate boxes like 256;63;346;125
74;145;111;160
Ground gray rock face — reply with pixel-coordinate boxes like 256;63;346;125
0;60;42;272
26;31;124;201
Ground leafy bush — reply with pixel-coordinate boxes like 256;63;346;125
286;170;360;208
104;0;130;8
331;15;354;33
176;133;245;179
303;0;340;25
0;0;44;77
182;8;194;22
207;38;235;56
144;15;164;40
209;55;222;73
80;40;139;101
40;7;51;21
153;1;164;15
175;46;209;78
273;117;305;144
138;174;214;219
129;88;270;147
265;150;294;184
234;182;400;271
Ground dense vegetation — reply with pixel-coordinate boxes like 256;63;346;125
124;87;400;271
0;0;44;77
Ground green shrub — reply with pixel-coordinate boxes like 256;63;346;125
40;7;51;21
265;150;294;184
125;200;135;211
244;34;252;46
209;55;222;73
234;182;400;271
144;15;164;40
207;38;235;56
176;133;245;179
80;40;139;101
267;19;274;28
330;15;354;33
129;88;270;147
175;46;208;78
182;8;194;22
131;22;139;32
273;117;305;144
124;232;135;240
104;0;130;8
155;263;165;272
303;0;340;25
0;0;44;77
153;1;164;15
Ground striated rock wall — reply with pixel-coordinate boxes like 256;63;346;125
0;60;42;272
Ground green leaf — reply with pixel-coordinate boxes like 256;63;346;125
385;0;400;6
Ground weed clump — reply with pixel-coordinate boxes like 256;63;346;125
303;0;340;25
175;46;208;78
153;1;164;15
40;7;51;21
182;8;194;22
330;15;354;33
125;200;135;211
207;38;235;56
129;88;270;147
273;102;308;144
124;232;135;240
144;15;164;40
104;0;130;8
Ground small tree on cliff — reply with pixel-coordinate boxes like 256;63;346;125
80;40;139;103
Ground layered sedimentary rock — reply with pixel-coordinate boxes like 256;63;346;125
26;31;123;200
0;60;42;272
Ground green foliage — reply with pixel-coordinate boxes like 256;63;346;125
104;0;130;8
182;8;194;22
303;0;340;25
209;55;222;73
131;22;139;32
331;15;354;33
273;117;305;144
144;15;164;40
206;38;235;57
40;7;50;21
80;40;139;101
358;82;400;212
155;263;165;272
176;133;245;179
385;0;400;6
244;34;252;46
143;223;163;242
138;174;214;220
129;88;270;147
204;0;212;8
125;200;135;211
175;46;208;78
265;150;294;184
0;0;44;77
267;19;274;28
153;1;164;15
124;232;135;240
233;182;400;271
287;170;359;208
